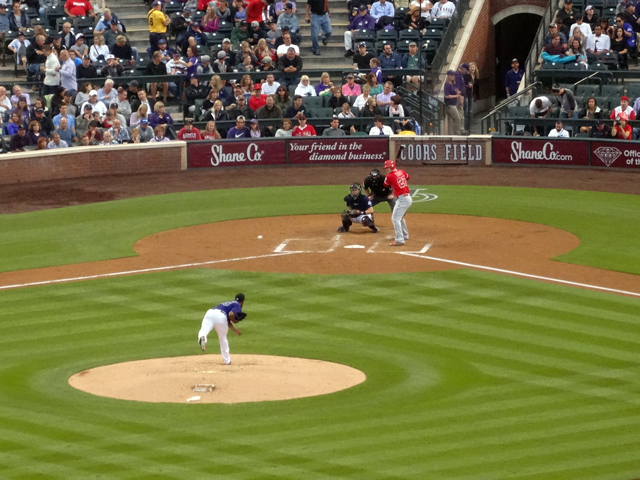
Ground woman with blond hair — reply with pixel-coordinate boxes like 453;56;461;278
149;101;174;128
129;104;149;128
295;75;316;97
353;84;371;111
239;74;253;97
202;120;222;140
316;72;333;96
201;5;220;32
254;38;275;64
90;34;109;62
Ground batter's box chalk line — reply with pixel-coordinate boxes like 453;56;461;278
274;237;433;255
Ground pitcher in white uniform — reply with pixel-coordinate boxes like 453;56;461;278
198;293;246;365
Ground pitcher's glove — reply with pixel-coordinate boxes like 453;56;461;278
236;312;247;322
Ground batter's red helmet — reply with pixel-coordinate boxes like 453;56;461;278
384;160;396;169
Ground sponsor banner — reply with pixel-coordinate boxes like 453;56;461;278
287;138;388;164
390;136;488;165
591;141;640;169
188;140;287;168
493;138;589;166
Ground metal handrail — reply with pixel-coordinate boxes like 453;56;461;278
480;81;543;133
430;0;471;74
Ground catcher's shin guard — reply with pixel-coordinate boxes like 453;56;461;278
341;218;352;231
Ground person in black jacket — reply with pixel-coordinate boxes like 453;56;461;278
76;54;97;79
184;74;209;105
590;120;611;138
8;0;29;32
26;34;46;79
145;51;168;99
9;125;31;152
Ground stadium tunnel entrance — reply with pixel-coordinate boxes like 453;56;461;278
494;13;542;100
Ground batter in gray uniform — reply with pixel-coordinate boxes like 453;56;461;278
363;168;396;210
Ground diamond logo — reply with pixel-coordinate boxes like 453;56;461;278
594;146;622;167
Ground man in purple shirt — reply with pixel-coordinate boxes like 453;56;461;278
198;293;246;364
344;5;375;57
226;116;251;138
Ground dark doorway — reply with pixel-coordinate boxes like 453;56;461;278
495;14;541;99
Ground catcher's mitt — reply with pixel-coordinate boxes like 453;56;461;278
236;312;247;322
342;208;359;218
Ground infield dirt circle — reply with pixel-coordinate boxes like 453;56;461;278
36;213;640;404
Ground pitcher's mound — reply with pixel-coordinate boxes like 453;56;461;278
69;354;366;404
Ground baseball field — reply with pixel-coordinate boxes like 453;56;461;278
1;169;640;479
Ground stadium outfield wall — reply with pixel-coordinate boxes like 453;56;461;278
2;135;639;185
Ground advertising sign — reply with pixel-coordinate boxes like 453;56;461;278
391;136;487;165
591;141;640;169
492;138;589;166
189;140;287;168
287;138;388;164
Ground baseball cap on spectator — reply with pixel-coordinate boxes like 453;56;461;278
346;74;354;79
217;50;226;59
17;31;24;37
183;4;193;11
511;58;518;63
298;113;306;119
140;118;149;124
358;4;367;10
89;89;98;96
564;0;572;3
250;118;258;124
82;54;90;60
358;42;367;47
251;21;259;27
552;85;561;93
281;25;290;31
64;91;72;97
254;83;262;90
83;104;93;110
237;115;246;121
621;95;629;102
106;54;115;60
152;0;161;6
184;118;194;124
189;73;198;79
201;55;210;62
110;18;118;24
262;56;272;63
0;4;6;7
549;22;557;28
585;4;593;10
446;70;456;75
173;51;181;56
158;38;167;44
35;107;44;113
17;125;25;130
460;63;469;69
76;33;84;39
352;7;358;12
109;103;119;110
223;38;231;43
409;41;417;46
130;80;139;87
240;20;248;26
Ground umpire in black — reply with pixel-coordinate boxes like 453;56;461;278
363;168;396;210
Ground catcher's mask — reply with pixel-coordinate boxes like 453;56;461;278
349;183;361;199
370;169;380;177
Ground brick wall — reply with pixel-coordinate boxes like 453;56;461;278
0;142;187;185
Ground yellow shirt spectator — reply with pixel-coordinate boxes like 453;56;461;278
148;8;168;33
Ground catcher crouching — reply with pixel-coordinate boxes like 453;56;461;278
338;183;379;233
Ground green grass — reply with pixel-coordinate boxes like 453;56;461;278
0;185;640;479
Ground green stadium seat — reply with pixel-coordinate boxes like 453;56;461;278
303;96;324;109
601;84;624;97
575;83;600;97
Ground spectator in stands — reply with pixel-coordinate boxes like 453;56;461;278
146;51;169;99
8;32;30;75
294;75;316;96
353;42;374;70
0;5;10;46
79;134;90;146
129;128;141;143
97;79;116;106
246;117;264;137
215;0;232;22
366;71;382;95
255;38;275;63
353;84;371;111
610;95;635;120
504;58;523;96
13;96;30;125
219;38;237;64
586;24;611;54
410;0;432;20
113;88;131;118
402;41;427;88
108;118;129;143
556;0;576;30
149;101;174;129
82;89;108;118
376;81;395;109
64;0;95;17
611;26;629;69
225;115;248;138
548;120;570;137
249;83;267;110
430;0;455;20
130;104;149;128
46;131;69;148
545;23;568;49
590;118;611;138
621;3;640;37
316;72;334;96
228;94;254;119
75;104;93;135
155;39;174;63
274;85;292;111
343;5;375;57
54;103;75;130
568;23;588;51
369;114;393;135
578;96;603;135
197;55;213;78
388;95;405;122
134;118;153;142
237;53;256;71
542;34;569;63
584;5;597;31
42;46;60;96
26;35;47;80
378;44;402;85
567;38;587;67
292;113;316;135
183;21;207;53
58;50;77;98
148;0;170;53
10;125;31;151
444;70;461;135
51;35;64;56
256;94;282;135
59;22;76;50
402;6;428;31
211;50;231;73
9;0;30;32
111;35;135;66
261;73;281;95
570;14;592;39
327;86;348;110
275;31;300;57
204;99;228;122
100;53;124;77
360;96;381;118
201;5;220;32
6;112;23;135
170;6;193;47
201;120;222;139
285;94;310;118
232;20;250;45
71;34;88;59
85;119;103;144
177;118;202;140
528;95;552;136
27;120;46;144
247;20;265;47
277;47;303;86
275;117;293;136
90;34;109;62
370;0;394;29
342;74;361;96
322;116;346;136
615;15;636;66
75;82;92;108
276;4;301;44
99;130;118;145
552;84;577;119
57;117;77;145
185;74;209;111
338;101;356;119
0;86;10;120
95;8;123;34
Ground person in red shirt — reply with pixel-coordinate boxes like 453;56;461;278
245;0;268;26
292;114;316;136
177;119;203;140
611;112;632;140
383;159;412;246
248;83;267;111
64;0;95;17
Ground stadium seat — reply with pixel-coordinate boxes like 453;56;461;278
508;106;530;118
540;62;565;69
303;96;324;109
422;29;443;42
376;29;398;40
575;83;599;96
353;29;376;46
74;16;95;29
590;62;609;70
313;107;333;118
55;16;71;31
217;21;233;35
593;96;610;110
399;29;420;41
429;18;449;30
164;1;183;14
204;32;225;46
601;84;624;97
625;83;640;99
396;39;412;53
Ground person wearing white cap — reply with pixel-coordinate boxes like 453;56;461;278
81;89;108;118
99;53;124;77
584;5;597;30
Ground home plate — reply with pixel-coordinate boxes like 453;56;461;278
344;245;365;249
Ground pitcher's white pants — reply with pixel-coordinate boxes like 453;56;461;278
198;308;231;364
392;193;413;243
